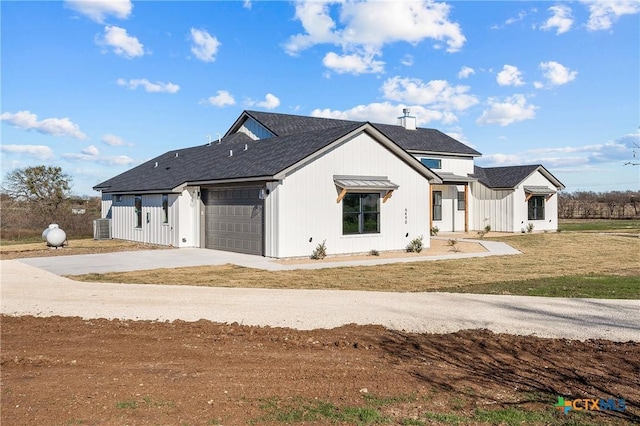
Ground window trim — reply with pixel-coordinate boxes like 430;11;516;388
528;195;545;220
134;196;142;228
457;191;465;211
162;194;169;224
342;192;381;235
421;158;442;169
432;190;443;221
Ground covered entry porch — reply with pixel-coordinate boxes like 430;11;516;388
429;173;476;233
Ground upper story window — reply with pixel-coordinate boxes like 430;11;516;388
421;158;442;169
114;195;123;203
343;193;380;234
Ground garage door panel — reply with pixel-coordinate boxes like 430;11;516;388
204;187;263;255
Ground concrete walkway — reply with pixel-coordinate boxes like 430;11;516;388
18;238;520;275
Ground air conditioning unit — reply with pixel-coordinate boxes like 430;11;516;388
93;218;112;240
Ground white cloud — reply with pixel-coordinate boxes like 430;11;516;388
104;155;135;166
540;4;574;34
63;152;134;166
97;25;144;58
247;93;280;110
322;51;384;74
190;28;220;62
0;144;55;161
496;64;525;86
285;0;465;74
479;131;639;169
312;102;457;126
117;78;180;93
491;10;526;30
82;145;100;156
401;54;414;67
381;76;479;112
582;0;640;31
476;94;538;126
243;0;252;10
0;110;88;140
539;61;577;86
65;0;132;23
458;66;475;79
101;134;130;146
202;90;236;107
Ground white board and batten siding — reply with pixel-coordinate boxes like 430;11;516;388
469;184;514;232
514;172;559;232
267;132;431;258
105;193;180;246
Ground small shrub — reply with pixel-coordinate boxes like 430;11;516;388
430;226;439;236
369;249;380;256
477;224;491;239
526;223;535;233
310;240;327;260
406;235;424;253
447;238;460;252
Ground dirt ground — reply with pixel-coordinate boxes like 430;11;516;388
1;316;638;425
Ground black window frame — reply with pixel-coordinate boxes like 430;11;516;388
528;195;545;220
162;194;169;224
134;196;142;228
432;191;443;221
342;192;380;235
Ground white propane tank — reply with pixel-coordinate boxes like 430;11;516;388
46;226;67;248
42;223;59;241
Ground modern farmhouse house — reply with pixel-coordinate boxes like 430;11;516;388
94;110;564;257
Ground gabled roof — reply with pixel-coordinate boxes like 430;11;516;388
94;120;441;193
473;165;565;190
229;110;481;157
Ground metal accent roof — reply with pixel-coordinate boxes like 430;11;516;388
334;176;399;191
437;172;477;183
524;186;556;195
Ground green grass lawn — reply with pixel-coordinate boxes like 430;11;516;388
559;219;639;232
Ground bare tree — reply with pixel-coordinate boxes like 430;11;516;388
2;165;72;226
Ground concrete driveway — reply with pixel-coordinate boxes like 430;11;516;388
1;259;638;342
18;239;521;275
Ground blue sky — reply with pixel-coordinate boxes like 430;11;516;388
2;0;639;197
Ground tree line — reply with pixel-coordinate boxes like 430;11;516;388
558;190;640;219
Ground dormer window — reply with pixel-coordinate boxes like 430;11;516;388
421;158;442;169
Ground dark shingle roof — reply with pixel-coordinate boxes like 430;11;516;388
95;109;479;193
94;123;363;193
472;165;542;189
242;110;481;156
244;110;357;137
372;123;480;156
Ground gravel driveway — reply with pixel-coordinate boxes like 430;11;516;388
2;260;638;342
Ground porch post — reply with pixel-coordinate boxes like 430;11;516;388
464;184;469;233
429;185;433;233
